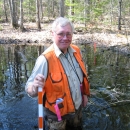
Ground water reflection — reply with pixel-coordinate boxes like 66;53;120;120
80;43;130;130
0;44;45;130
0;44;130;130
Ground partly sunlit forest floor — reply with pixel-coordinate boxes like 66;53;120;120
0;22;130;47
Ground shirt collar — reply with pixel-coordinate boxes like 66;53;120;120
53;42;76;58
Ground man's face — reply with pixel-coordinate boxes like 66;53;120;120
52;24;73;53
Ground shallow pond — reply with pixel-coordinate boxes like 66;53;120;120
0;43;130;130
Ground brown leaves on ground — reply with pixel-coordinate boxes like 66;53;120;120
0;22;129;47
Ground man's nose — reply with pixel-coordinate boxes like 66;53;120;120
62;34;67;39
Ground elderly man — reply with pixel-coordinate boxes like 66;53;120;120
25;17;90;130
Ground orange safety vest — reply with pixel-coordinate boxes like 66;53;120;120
42;44;90;116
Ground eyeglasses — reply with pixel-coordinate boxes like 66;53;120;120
55;32;72;39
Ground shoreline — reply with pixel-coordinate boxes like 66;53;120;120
0;22;129;47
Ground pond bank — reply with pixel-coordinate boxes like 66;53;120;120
0;22;129;47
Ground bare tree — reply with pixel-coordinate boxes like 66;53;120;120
36;0;41;30
110;0;114;25
19;0;25;31
84;0;90;27
118;0;122;30
59;0;64;17
8;0;18;28
69;0;74;16
52;0;55;17
40;0;43;19
3;0;8;22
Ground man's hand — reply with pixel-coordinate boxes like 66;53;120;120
83;95;88;107
33;74;45;90
27;74;45;97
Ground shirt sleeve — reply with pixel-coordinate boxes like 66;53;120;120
25;55;48;91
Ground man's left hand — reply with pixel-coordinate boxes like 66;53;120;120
83;95;88;107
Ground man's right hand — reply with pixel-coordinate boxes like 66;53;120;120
27;74;45;97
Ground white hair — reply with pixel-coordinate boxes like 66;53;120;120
52;17;74;33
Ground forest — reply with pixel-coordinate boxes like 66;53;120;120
0;0;129;45
0;0;129;31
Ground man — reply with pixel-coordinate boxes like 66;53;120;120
25;17;90;130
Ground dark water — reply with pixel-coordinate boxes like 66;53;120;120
0;43;130;130
0;44;43;130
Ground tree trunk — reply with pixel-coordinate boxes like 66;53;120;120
84;0;90;27
40;0;43;19
3;0;8;22
8;0;18;28
110;0;113;25
19;0;24;31
8;0;13;24
28;0;30;19
59;0;64;17
118;0;122;30
69;0;74;16
52;0;55;17
36;0;41;30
